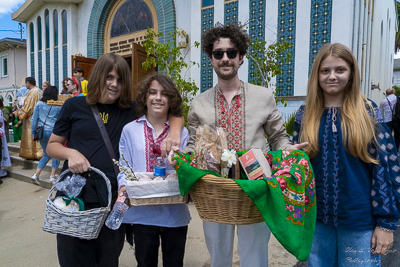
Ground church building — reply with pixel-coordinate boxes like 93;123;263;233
11;0;398;117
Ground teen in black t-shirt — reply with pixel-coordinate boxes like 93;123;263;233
47;53;183;267
53;96;136;205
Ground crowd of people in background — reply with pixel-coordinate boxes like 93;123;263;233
0;66;90;185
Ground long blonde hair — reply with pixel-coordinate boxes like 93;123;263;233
300;43;377;164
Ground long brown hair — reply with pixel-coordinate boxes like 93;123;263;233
86;53;132;109
300;43;377;164
61;77;69;94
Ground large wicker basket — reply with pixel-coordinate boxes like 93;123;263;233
42;167;111;240
189;174;264;225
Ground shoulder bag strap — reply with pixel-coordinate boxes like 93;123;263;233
21;89;29;97
42;106;52;126
90;105;119;176
386;98;394;115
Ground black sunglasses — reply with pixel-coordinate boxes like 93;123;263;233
211;49;239;60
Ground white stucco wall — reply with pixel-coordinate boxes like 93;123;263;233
370;0;398;104
174;0;199;91
0;47;26;88
16;0;397;109
293;0;311;97
24;2;92;86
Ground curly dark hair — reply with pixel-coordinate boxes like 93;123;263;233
202;23;250;58
135;73;183;118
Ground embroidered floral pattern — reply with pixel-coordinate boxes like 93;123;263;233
171;149;316;227
269;150;316;224
214;84;245;151
294;103;400;231
143;121;169;172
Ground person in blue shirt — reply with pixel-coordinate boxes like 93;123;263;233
31;86;62;183
293;43;400;266
17;85;29;108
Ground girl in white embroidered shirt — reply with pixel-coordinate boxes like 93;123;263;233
117;73;191;267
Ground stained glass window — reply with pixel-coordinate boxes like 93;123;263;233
110;0;153;38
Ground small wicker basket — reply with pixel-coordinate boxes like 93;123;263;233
42;167;111;240
130;194;189;206
189;174;264;225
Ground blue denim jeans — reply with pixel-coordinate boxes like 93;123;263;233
38;130;60;170
307;222;380;267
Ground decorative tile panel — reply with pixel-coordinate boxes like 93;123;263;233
46;49;50;83
276;0;296;96
54;47;59;90
38;51;42;88
63;45;67;79
30;53;35;77
248;0;266;84
201;6;214;92
224;1;238;24
309;0;332;73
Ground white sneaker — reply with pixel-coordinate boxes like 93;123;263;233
49;176;56;183
31;174;40;185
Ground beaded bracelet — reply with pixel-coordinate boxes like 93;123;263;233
379;226;395;233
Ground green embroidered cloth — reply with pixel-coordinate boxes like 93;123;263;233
171;150;316;261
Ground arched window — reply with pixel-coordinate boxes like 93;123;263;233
45;9;50;49
62;10;67;79
37;16;42;51
45;9;50;83
54;10;58;47
62;10;67;45
110;0;153;38
30;23;34;52
8;95;12;106
54;10;59;89
29;22;35;77
37;16;43;88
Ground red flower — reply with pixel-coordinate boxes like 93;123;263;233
276;177;287;191
267;153;273;165
305;195;310;205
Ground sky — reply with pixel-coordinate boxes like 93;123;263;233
0;0;26;40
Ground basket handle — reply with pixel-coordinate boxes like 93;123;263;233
47;166;112;210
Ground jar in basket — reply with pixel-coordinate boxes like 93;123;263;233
105;193;130;230
154;157;166;178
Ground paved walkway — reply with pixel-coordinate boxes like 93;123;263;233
0;177;299;267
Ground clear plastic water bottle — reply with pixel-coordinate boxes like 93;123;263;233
154;156;166;178
105;194;130;230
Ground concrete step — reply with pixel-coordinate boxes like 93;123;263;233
10;152;63;174
6;141;64;190
8;163;54;189
8;142;21;154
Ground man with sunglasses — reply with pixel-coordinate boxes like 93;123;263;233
182;23;308;267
